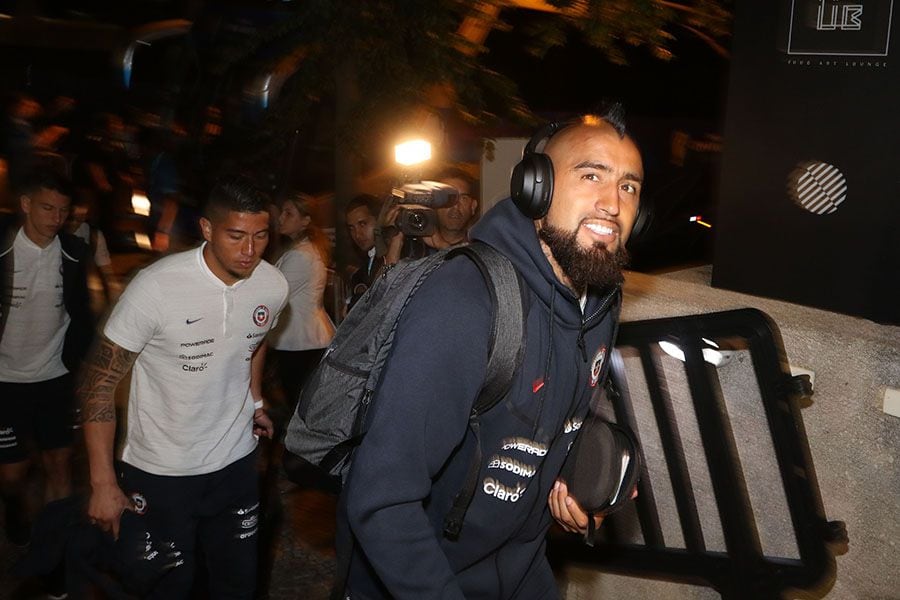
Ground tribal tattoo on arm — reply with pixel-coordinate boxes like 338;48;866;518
76;337;138;423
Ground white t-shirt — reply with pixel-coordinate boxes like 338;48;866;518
0;229;70;383
72;221;111;268
269;239;335;351
104;244;288;476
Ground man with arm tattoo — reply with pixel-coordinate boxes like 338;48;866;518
77;338;137;539
79;178;288;599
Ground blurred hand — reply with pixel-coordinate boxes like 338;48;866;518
253;408;274;439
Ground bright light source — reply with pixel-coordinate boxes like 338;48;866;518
658;337;732;367
395;139;431;166
690;215;712;228
132;192;151;217
134;232;153;251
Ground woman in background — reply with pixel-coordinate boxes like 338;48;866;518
268;193;335;404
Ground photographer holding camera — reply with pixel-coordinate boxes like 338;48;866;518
380;168;479;264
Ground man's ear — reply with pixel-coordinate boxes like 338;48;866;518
19;195;32;216
199;217;213;242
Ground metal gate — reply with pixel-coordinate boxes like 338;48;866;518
551;309;847;599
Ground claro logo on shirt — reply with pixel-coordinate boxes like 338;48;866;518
252;305;270;327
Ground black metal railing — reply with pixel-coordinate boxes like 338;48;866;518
551;308;846;599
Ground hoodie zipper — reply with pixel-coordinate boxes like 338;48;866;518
576;286;619;362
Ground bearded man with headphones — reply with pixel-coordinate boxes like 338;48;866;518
339;103;647;599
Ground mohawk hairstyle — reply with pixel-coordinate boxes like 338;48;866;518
591;100;628;139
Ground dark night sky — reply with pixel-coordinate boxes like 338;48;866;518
483;12;732;124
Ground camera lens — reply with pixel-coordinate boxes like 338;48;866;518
409;211;426;232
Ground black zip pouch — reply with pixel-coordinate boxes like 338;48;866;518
559;414;641;545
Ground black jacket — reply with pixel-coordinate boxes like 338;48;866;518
0;216;95;374
347;255;384;313
340;198;621;599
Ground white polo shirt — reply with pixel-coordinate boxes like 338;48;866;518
104;244;288;476
0;228;70;383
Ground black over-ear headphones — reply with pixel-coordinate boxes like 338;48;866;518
510;119;652;245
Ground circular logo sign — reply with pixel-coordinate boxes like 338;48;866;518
253;305;270;327
788;161;847;215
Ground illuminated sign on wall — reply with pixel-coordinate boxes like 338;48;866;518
817;1;864;30
786;0;893;55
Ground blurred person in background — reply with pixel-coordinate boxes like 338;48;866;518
140;126;182;252
66;196;118;307
268;193;335;405
72;113;134;244
344;193;382;314
2;94;71;211
0;170;93;552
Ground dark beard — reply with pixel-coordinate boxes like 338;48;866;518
538;221;630;292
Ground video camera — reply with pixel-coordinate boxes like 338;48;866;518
391;181;458;237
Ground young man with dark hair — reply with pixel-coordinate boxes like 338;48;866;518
78;177;288;598
0;169;93;547
339;106;643;599
344;193;383;312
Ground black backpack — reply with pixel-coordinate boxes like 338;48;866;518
283;241;527;540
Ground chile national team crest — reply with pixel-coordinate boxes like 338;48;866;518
590;346;607;387
252;305;270;327
130;492;148;515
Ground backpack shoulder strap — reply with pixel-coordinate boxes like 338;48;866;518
446;242;527;416
442;242;527;541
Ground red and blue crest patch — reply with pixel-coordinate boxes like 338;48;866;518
590;346;607;387
253;305;270;327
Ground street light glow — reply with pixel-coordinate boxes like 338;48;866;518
395;139;431;166
132;192;151;217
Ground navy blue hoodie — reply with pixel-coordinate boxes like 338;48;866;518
341;198;620;599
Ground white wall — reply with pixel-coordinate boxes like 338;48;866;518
480;137;528;214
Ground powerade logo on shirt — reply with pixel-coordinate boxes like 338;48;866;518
252;305;270;327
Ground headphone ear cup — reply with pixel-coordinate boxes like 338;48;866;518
627;202;652;246
511;152;554;219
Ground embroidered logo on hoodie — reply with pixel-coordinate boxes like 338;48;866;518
590;345;607;387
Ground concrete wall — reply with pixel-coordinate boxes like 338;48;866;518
561;267;900;600
479;137;526;214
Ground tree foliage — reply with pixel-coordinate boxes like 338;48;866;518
200;0;732;179
536;0;732;62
